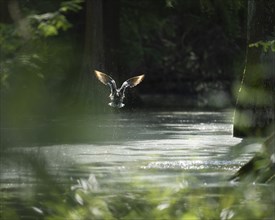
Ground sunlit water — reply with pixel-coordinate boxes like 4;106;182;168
1;110;267;218
2;111;259;187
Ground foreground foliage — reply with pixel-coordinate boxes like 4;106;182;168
1;157;274;220
230;132;275;183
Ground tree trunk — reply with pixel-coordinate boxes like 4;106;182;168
103;0;121;77
74;0;121;112
233;0;275;137
74;0;105;111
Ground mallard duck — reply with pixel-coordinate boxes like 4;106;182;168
94;70;145;108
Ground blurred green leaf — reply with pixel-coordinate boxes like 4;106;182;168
60;0;84;12
165;0;176;8
38;22;58;36
249;40;275;52
54;14;72;30
29;0;83;38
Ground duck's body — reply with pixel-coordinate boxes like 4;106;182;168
94;70;145;108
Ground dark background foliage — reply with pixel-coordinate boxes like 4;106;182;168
1;0;247;116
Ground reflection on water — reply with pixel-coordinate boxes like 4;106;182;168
1;111;247;185
1;110;270;219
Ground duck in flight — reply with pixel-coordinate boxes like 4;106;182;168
94;70;145;108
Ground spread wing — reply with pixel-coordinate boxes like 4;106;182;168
119;74;145;93
94;70;117;94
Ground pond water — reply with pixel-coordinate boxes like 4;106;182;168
1;110;272;219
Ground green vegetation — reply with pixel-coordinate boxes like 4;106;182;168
249;40;275;52
0;1;84;124
1;0;274;219
232;0;274;137
29;0;84;37
1;162;274;220
0;0;248;114
230;133;275;183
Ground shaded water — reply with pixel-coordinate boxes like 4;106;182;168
1;110;271;219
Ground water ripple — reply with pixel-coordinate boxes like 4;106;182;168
142;160;243;171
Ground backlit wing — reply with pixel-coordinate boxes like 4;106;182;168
94;70;117;93
119;74;145;92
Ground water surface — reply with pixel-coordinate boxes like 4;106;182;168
1;110;268;219
1;111;256;188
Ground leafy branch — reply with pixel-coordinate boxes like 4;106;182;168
249;40;275;52
29;0;84;37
